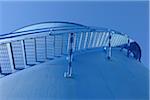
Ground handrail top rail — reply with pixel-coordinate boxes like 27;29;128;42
0;21;131;41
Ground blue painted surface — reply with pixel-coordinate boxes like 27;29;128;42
0;48;148;99
0;1;148;67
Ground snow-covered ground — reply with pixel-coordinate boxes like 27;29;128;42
0;48;149;100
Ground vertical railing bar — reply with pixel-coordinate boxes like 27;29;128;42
9;43;15;69
109;32;115;47
61;34;63;55
53;35;56;57
74;33;77;51
94;32;98;47
88;32;93;48
86;32;89;49
67;33;70;53
95;32;99;47
84;32;88;49
45;36;47;59
75;33;80;51
105;33;110;47
96;32;100;47
99;32;105;47
107;32;112;60
73;33;76;52
21;40;27;67
127;36;130;57
92;32;97;48
98;32;103;47
64;33;74;78
78;32;83;50
100;32;106;47
102;32;109;47
6;43;15;73
34;38;37;62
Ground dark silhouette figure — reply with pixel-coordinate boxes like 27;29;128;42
120;42;141;62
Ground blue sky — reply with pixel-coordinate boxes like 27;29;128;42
0;1;149;67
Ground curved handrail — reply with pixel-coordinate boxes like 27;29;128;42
0;21;141;76
13;21;88;33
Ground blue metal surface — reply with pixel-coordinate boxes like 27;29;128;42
0;21;142;75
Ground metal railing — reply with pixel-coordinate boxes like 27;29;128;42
0;21;141;77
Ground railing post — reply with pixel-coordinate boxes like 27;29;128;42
92;32;97;48
73;33;76;52
53;35;55;57
127;37;130;57
61;35;63;55
45;36;47;59
7;43;15;73
88;31;93;48
34;38;38;62
84;32;88;49
107;31;112;60
64;33;74;78
78;32;83;50
21;40;27;67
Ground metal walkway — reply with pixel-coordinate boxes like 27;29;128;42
0;48;148;100
0;21;141;76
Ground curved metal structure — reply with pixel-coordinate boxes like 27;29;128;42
0;21;141;76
